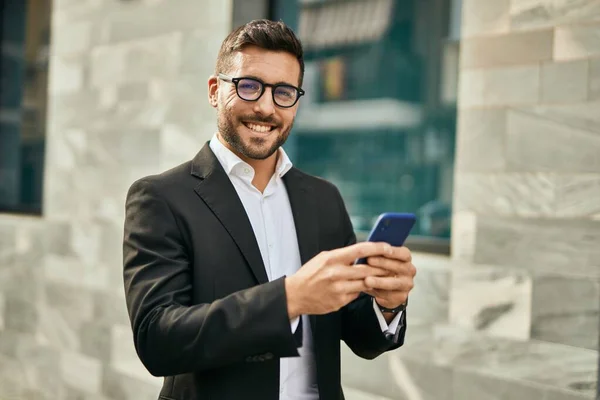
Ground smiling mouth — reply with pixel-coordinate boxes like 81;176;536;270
243;121;276;133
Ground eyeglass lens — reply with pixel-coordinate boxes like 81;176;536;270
237;78;298;107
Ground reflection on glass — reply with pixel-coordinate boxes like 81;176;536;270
0;0;51;214
274;0;460;244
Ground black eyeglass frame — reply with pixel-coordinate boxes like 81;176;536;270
218;73;305;108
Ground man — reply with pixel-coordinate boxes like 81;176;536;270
123;19;416;400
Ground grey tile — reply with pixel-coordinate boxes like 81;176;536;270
0;222;16;268
516;103;600;135
529;348;598;398
52;20;92;56
483;66;541;106
0;294;4;330
531;275;599;350
4;297;38;334
474;217;600;278
106;0;229;43
37;298;81;352
341;345;406;399
458;69;486;108
93;290;130;327
453;369;545;400
541;60;589;103
25;350;65;398
590;57;600;100
555;23;600;61
60;350;103;394
454;172;556;217
99;223;125;270
117;82;150;103
65;386;113;400
555;175;600;217
86;129;162;168
0;264;40;302
49;57;85;95
507;109;600;173
2;339;64;397
510;0;600;32
545;388;596;400
450;267;531;340
532;312;599;350
0;331;21;358
399;358;453;400
461;30;554;69
164;73;216;132
44;254;110;291
44;221;73;256
461;0;511;38
91;33;182;87
451;211;478;261
48;90;102;131
406;255;451;325
101;367;161;400
180;29;223;75
455;108;507;172
13;223;46;267
45;282;95;335
80;321;113;364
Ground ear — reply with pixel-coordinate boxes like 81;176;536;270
208;75;219;108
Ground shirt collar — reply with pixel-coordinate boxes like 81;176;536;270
209;133;293;179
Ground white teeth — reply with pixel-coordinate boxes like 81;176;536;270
246;123;272;133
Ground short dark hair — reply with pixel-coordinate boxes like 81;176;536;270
215;19;305;87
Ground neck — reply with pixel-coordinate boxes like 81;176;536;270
217;133;278;193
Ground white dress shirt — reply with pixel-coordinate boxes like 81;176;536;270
209;134;403;399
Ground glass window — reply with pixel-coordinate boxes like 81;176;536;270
0;0;51;214
272;0;460;253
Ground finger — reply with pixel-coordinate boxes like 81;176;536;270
329;241;393;265
366;256;405;275
335;264;389;280
336;279;369;294
388;246;412;262
364;276;413;292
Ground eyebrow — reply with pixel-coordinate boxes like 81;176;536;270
243;74;297;87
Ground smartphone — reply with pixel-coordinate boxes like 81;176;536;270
355;212;416;265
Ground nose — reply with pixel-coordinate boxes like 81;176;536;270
253;87;276;116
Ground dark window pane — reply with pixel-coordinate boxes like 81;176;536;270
0;0;51;214
273;0;460;251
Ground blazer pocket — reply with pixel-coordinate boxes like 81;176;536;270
159;396;177;400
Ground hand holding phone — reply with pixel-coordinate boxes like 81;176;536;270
355;212;416;265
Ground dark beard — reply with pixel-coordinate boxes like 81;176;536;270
217;109;292;160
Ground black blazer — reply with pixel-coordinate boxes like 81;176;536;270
122;143;406;400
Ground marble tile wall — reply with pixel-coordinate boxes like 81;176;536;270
440;0;600;398
0;0;232;399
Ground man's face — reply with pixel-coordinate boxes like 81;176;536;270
209;45;301;161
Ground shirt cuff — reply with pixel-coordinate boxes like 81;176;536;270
372;298;403;334
290;316;300;333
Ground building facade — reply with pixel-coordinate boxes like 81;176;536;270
0;0;598;399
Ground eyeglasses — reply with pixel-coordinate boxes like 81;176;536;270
218;73;305;108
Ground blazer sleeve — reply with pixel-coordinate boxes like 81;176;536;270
123;178;300;377
333;187;407;359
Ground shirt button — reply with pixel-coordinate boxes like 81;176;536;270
244;168;250;174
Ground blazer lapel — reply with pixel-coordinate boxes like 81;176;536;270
191;143;269;285
283;168;320;337
282;168;320;266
